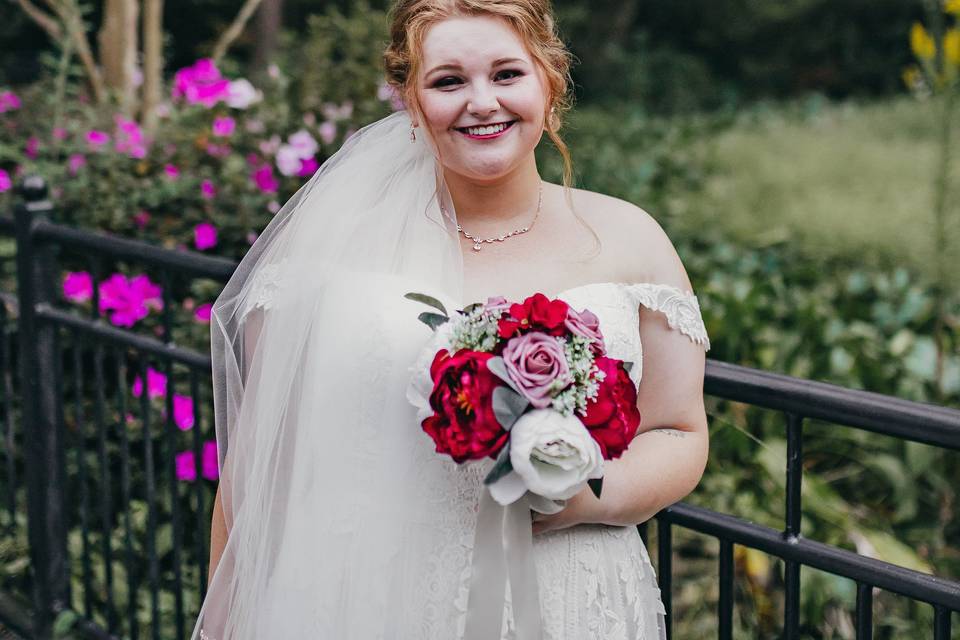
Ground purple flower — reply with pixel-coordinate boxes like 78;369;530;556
132;366;167;399
0;169;10;193
171;59;230;107
132;210;151;229
200;179;216;200
318;121;337;145
163;164;180;180
68;154;86;176
173;394;194;430
0;91;21;113
296;157;318;177
251;164;278;193
212;116;236;137
194;222;217;250
63;271;93;303
175;450;197;481
194;303;212;323
502;332;573;409
565;307;605;353
25;137;39;159
98;273;163;327
114;116;148;159
86;130;110;150
202;440;219;479
483;295;511;314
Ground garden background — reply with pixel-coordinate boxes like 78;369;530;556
0;0;958;637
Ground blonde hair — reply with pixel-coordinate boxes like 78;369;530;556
383;0;574;188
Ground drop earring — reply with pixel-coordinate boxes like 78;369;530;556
410;124;417;142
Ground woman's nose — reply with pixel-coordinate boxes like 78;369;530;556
467;83;500;117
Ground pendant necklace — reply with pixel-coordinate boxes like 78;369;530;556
440;182;544;252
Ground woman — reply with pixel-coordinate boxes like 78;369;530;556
194;1;710;638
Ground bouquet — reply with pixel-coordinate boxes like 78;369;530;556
405;291;642;508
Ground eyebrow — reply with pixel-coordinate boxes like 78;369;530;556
425;57;527;76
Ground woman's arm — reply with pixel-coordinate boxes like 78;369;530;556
208;484;228;587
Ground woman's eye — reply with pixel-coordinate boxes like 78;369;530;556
434;76;462;89
496;69;523;81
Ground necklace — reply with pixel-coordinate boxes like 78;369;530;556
440;182;543;251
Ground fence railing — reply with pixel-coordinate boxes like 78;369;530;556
1;176;959;639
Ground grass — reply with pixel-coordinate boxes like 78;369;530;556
673;94;960;282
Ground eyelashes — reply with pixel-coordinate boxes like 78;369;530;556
432;69;524;89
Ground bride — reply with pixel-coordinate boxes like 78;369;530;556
193;1;710;638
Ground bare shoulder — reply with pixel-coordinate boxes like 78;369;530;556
563;186;693;291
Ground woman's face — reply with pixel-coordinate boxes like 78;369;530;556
415;14;550;183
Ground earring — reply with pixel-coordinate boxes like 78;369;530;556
410;124;417;142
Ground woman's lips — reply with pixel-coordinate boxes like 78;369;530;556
455;121;516;140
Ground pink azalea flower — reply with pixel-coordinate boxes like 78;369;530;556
288;129;318;158
86;130;110;150
212;116;236;137
297;157;319;177
246;231;259;244
25;137;39;159
173;394;194;430
62;271;93;303
202;440;219;479
132;210;151;229
68;154;86;176
318;121;337;145
98;273;163;327
163;164;180;180
172;59;230;108
275;146;301;177
0;169;10;193
52;127;67;141
200;179;216;200
132;366;167;399
194;303;212;323
175;450;197;481
266;201;280;214
251;164;278;193
226;79;261;109
194;222;217;250
0;91;21;113
205;142;231;158
114;116;148;159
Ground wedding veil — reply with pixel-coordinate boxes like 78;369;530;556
192;111;471;638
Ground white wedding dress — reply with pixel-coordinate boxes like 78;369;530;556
231;275;710;640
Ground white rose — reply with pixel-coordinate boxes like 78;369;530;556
406;319;456;424
489;408;603;505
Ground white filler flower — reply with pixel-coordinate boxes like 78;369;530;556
490;408;604;505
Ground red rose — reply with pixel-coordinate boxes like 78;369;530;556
497;292;569;339
421;348;508;463
580;356;641;459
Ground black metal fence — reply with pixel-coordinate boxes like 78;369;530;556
1;177;959;639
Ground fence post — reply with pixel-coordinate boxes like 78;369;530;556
15;175;68;638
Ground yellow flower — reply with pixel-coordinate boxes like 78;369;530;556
946;0;960;15
902;65;922;90
945;28;960;65
911;22;937;61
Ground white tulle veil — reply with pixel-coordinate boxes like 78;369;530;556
191;110;472;638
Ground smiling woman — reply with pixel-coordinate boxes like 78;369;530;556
193;1;708;639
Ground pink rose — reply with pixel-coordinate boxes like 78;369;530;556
502;331;572;408
565;306;605;354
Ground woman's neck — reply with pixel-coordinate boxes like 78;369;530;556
443;159;543;232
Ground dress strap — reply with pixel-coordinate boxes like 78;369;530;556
625;283;711;351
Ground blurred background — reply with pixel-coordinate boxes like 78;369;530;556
0;0;957;637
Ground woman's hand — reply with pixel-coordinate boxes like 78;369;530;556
530;485;606;536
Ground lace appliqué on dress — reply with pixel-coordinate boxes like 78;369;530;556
625;283;711;351
239;258;289;319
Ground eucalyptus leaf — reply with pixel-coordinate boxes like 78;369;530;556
483;446;514;485
492;386;529;431
417;311;449;331
588;477;603;499
404;292;448;316
622;361;633;374
486;356;522;393
463;302;484;314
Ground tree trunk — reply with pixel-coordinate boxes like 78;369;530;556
98;0;140;114
252;0;284;76
211;0;266;64
141;0;164;132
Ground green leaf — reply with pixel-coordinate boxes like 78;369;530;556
486;356;522;393
463;302;484;314
404;292;448;316
417;311;448;331
483;446;513;485
492;386;529;431
588;477;603;499
622;360;633;374
52;609;79;637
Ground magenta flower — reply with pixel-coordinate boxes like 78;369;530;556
132;366;167;399
0;91;21;113
194;303;212;323
297;157;319;177
200;179;216;200
163;164;180;180
0;169;10;193
212;116;236;137
132;210;151;229
86;130;110;149
175;440;218;482
25;137;39;159
98;273;163;328
251;164;278;193
175;450;197;481
171;59;230;108
68;154;86;176
193;222;217;250
114;116;148;159
62;271;93;303
173;394;194;430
